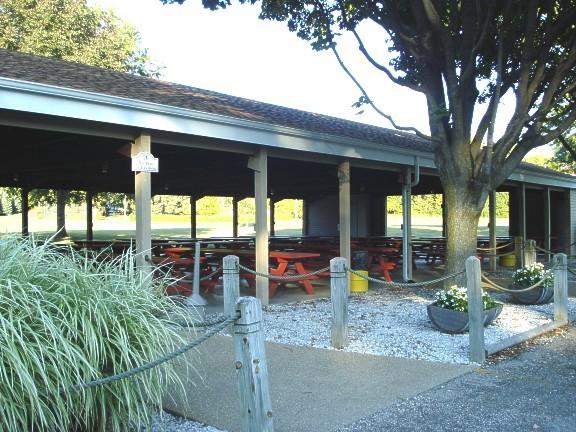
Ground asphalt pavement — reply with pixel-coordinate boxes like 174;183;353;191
337;325;576;432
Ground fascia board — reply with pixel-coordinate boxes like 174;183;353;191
0;77;435;168
508;169;576;189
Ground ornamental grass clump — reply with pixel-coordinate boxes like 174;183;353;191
0;236;195;431
434;285;497;312
512;262;553;288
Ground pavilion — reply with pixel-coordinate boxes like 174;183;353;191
1;48;575;304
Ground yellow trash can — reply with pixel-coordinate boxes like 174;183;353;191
350;270;369;293
500;254;516;267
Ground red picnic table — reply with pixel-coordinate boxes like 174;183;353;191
201;248;322;297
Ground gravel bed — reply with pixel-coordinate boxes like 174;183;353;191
147;411;226;432
262;287;575;364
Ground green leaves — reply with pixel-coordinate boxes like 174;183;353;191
0;0;160;77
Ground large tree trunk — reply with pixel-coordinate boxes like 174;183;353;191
443;180;485;285
55;190;69;238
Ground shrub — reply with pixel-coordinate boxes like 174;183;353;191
0;236;195;431
434;285;497;312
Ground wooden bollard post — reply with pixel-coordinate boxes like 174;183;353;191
553;253;569;323
233;297;274;432
524;239;536;267
330;257;348;349
466;256;485;364
514;236;524;268
224;255;240;332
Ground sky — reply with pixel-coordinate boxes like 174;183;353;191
90;0;552;157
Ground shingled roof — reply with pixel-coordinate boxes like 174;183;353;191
0;48;573;181
0;48;433;152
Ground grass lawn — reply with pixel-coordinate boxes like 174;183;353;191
0;211;509;240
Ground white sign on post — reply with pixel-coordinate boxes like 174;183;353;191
131;152;159;173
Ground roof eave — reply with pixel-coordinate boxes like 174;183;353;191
0;76;435;168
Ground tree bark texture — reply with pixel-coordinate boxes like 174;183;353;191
442;180;483;285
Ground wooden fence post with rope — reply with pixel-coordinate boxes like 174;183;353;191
553;253;569;324
524;239;536;267
330;257;348;349
233;297;274;432
466;256;486;364
224;255;240;333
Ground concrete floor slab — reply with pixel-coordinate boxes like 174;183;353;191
163;335;473;432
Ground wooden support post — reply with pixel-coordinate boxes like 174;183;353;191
489;190;497;272
302;198;309;236
132;132;152;271
233;297;274;432
224;255;240;332
520;184;527;244
553;253;569;323
466;256;485;364
330;257;348;349
402;169;413;281
270;198;276;237
383;195;388;237
86;191;94;241
514;236;524;269
21;187;29;237
190;196;197;239
233;197;239;238
187;241;207;306
524;239;536;266
338;161;351;269
544;188;551;262
249;149;269;305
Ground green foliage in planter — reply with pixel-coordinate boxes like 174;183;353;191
512;263;553;288
0;236;195;431
434;285;497;312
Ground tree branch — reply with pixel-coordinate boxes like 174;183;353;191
330;46;431;140
558;135;576;163
350;28;423;94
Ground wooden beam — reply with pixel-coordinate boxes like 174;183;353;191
338;161;351;268
520;183;527;242
270;198;276;237
402;169;413;281
132;132;152;271
190;195;197;239
21;187;28;237
232;197;239;237
302;199;309;235
544;188;551;261
249;149;269;305
86;191;94;241
489;190;497;271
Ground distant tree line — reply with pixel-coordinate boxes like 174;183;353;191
387;193;509;218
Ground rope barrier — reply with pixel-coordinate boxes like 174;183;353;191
238;264;330;281
199;266;222;281
479;250;516;258
66;312;239;393
480;272;552;293
168;313;231;329
477;242;512;252
345;267;465;288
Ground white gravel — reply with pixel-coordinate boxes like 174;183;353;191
262;287;575;364
151;287;575;431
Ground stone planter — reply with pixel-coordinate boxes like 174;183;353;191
508;284;554;305
427;303;503;334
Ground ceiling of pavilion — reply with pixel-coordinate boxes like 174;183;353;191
0;124;447;199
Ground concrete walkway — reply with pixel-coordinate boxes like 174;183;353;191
163;335;473;432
